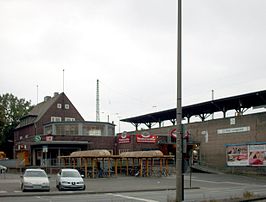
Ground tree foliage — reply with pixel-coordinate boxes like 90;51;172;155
0;93;33;157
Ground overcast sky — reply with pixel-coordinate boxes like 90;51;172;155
1;0;266;133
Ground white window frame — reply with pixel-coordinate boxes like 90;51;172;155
51;116;62;122
65;117;75;121
57;103;62;109
65;104;69;109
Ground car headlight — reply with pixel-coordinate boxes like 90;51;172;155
61;181;68;184
78;181;84;184
24;181;32;186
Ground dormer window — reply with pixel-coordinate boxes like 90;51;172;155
57;103;62;109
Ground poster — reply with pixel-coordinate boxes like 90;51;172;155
248;144;266;166
226;145;248;166
226;144;266;167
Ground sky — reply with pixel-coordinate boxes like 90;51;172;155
1;0;266;133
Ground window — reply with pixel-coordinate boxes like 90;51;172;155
65;104;69;109
64;124;79;135
65;117;75;121
89;129;101;136
57;103;62;109
55;124;78;135
51;116;61;122
83;125;102;136
44;125;53;135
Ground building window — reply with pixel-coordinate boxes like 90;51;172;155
83;125;102;136
55;124;78;135
65;104;69;109
57;103;62;109
65;117;75;121
44;125;53;135
51;116;62;122
89;129;101;136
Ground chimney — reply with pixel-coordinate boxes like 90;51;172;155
44;96;51;102
54;92;59;97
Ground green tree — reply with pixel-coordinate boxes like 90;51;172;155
0;93;33;158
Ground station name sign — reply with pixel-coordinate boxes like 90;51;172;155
217;126;250;135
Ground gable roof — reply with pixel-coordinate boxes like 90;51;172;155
16;92;66;129
28;93;61;123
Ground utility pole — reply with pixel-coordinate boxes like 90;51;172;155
176;0;183;201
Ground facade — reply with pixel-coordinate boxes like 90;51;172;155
119;111;266;174
14;90;266;174
14;92;115;166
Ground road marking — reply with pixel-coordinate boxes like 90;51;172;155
193;179;247;185
14;190;22;193
0;191;7;193
107;193;159;202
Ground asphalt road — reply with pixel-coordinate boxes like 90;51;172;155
1;172;266;201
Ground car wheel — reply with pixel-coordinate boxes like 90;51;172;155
58;183;63;191
83;185;86;190
21;184;26;192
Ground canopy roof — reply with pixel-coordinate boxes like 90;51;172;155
70;149;111;157
120;150;164;158
121;90;266;124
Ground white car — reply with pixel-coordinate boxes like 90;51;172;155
0;165;7;173
21;168;50;192
56;168;85;191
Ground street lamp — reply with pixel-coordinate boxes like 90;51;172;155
176;0;183;201
116;113;121;133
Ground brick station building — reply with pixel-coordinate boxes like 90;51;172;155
14;92;115;167
14;90;266;175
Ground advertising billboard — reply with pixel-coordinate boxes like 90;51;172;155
226;143;266;166
118;133;131;144
136;133;157;143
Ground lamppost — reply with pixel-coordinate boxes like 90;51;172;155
115;113;121;133
176;0;183;201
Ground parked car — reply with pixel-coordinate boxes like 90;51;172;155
0;165;7;173
21;168;50;192
56;168;85;191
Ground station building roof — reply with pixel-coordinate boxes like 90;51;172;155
121;90;266;125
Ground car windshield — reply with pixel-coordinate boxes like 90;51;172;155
61;171;80;177
24;170;47;177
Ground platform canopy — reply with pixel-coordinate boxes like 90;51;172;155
121;90;266;127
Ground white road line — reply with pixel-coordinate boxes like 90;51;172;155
193;179;247;185
106;193;159;202
0;191;7;193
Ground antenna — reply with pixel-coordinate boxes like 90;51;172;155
96;79;100;122
36;84;39;104
63;69;65;93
